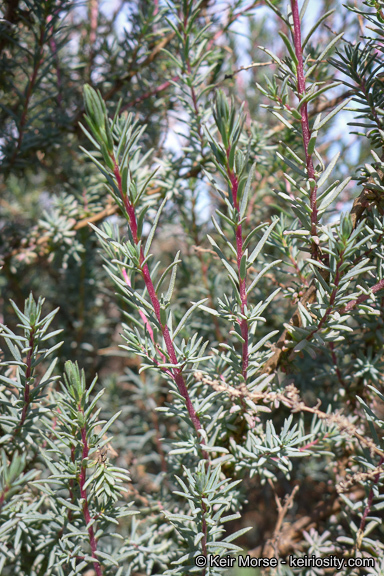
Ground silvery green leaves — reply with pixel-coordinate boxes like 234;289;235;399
163;462;247;575
33;361;134;573
330;40;384;150
0;452;38;513
0;295;64;573
92;221;209;377
257;7;352;262
230;416;314;483
203;93;280;387
81;86;157;225
283;214;381;357
202;291;280;388
81;70;256;572
0;294;62;447
277;154;352;249
6;0;384;571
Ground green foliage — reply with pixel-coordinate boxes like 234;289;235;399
2;0;384;575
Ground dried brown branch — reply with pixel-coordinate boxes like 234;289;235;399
261;483;299;558
337;463;384;493
248;490;349;558
194;372;384;458
220;61;273;83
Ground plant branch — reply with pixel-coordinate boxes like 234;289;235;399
262;482;299;558
290;0;318;259
9;21;46;167
355;456;384;551
78;420;103;576
103;32;176;102
120;77;178;112
226;148;248;382
342;278;384;312
195;372;384;458
111;157;208;459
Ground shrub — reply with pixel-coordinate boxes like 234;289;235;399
1;0;384;575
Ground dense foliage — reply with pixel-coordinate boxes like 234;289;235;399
1;0;384;574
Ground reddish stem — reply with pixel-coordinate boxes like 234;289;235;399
290;0;318;260
342;278;384;313
227;150;249;382
0;486;10;511
299;433;328;452
305;247;384;343
207;1;263;50
79;423;103;576
112;160;208;459
123;270;155;343
68;444;76;523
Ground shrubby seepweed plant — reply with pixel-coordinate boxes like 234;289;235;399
2;0;384;574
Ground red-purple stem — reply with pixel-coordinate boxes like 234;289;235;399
79;421;103;576
299;433;329;452
342;278;384;313
290;0;318;260
123;270;155;343
226;149;249;382
207;2;263;51
113;162;208;459
123;269;170;368
305;248;384;341
68;444;76;523
0;486;10;511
